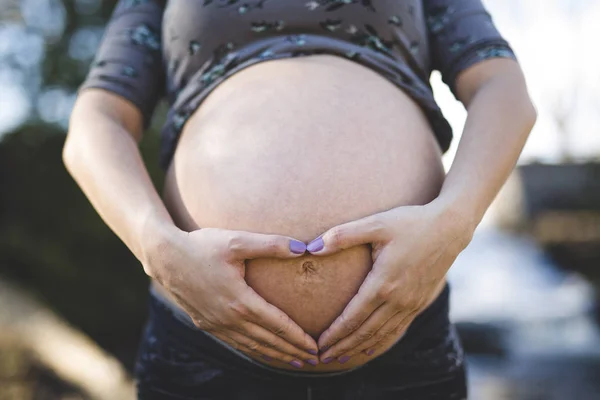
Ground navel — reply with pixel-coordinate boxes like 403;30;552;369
300;260;318;277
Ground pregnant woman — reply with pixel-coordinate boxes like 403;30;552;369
64;0;536;398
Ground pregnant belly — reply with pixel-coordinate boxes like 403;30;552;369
159;55;446;371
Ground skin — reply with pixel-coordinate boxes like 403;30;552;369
63;89;320;368
311;57;537;363
64;53;535;372
157;55;446;371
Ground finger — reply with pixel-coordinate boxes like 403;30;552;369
317;270;387;351
360;311;416;357
242;288;319;354
306;213;386;255
319;304;396;363
221;330;312;369
211;329;306;368
237;322;319;367
210;330;244;353
226;231;307;260
336;312;410;362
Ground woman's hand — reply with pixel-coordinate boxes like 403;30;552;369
306;200;475;364
143;225;320;368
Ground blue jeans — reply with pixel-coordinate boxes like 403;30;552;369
134;284;467;399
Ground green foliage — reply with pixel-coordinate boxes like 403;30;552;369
0;0;171;371
42;0;118;92
0;123;163;371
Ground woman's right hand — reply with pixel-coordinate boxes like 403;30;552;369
142;225;319;368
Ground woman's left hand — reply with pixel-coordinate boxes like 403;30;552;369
306;199;475;364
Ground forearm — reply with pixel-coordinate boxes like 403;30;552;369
63;96;176;270
436;64;537;229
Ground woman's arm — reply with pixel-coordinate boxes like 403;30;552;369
63;90;174;273
306;61;535;360
63;0;319;366
434;58;537;227
64;0;172;264
64;91;319;366
424;0;537;225
304;1;537;362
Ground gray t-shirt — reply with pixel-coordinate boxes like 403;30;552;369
80;0;516;169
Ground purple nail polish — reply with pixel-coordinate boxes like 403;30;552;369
366;349;375;356
290;240;307;254
306;359;318;366
307;349;318;355
322;357;334;364
338;355;351;364
307;237;324;253
290;360;303;369
262;355;272;362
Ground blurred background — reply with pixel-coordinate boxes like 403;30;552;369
1;0;599;399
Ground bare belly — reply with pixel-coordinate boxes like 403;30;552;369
157;55;446;371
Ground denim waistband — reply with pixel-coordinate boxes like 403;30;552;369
147;282;451;380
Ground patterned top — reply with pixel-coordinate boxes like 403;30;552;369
80;0;516;169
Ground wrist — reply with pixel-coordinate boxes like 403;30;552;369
138;215;183;280
428;195;478;242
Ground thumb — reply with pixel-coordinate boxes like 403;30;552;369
307;214;385;256
226;231;307;260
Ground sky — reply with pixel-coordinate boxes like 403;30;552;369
436;0;600;169
1;0;598;167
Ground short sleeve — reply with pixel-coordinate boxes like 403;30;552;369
424;0;517;95
79;0;166;128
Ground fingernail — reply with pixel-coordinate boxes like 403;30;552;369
262;355;272;362
290;240;307;254
366;349;375;356
307;349;318;355
322;357;334;364
289;360;303;369
307;237;324;252
338;355;351;364
306;359;318;366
